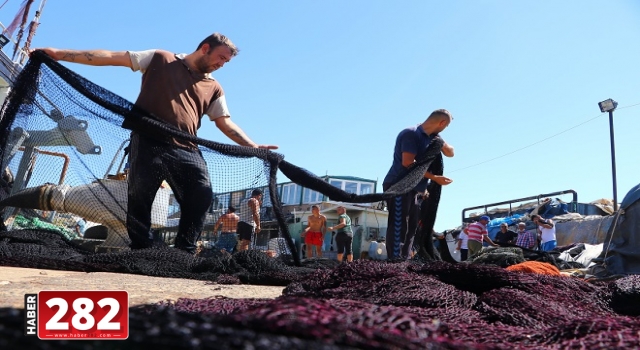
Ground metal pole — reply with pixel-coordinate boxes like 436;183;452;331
608;110;618;212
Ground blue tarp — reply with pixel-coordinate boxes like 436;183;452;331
621;183;640;210
538;198;569;219
487;214;524;240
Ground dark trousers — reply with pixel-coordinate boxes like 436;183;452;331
384;184;420;259
460;248;468;261
237;221;254;241
335;232;353;255
127;133;212;253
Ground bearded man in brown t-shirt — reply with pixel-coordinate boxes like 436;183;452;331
37;33;277;253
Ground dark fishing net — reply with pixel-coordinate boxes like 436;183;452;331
538;316;640;348
0;228;314;285
466;246;588;271
408;260;540;294
283;260;479;309
0;306;362;350
608;275;640;316
3;261;640;348
467;246;527;267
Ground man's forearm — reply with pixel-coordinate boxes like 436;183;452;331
442;142;454;157
48;49;132;67
217;118;258;147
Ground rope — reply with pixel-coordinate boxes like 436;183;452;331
601;208;623;268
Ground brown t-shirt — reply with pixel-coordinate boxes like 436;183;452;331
133;50;226;148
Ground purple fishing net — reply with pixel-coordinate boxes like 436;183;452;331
2;262;640;349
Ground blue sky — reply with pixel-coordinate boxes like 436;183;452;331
2;0;639;231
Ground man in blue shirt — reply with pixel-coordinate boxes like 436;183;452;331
383;109;455;259
75;217;87;237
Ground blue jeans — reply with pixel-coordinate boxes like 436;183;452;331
217;232;238;253
127;133;212;253
541;240;557;252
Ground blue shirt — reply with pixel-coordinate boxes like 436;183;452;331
76;218;86;235
383;124;434;192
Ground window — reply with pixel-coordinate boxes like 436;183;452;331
328;179;375;195
281;183;301;205
302;188;323;204
345;181;358;194
168;194;180;216
214;193;230;210
360;183;373;195
275;184;282;203
261;187;272;207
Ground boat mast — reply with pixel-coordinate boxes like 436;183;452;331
18;0;47;64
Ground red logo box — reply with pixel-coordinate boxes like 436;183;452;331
37;290;129;340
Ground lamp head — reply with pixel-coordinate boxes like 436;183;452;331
0;34;9;49
598;99;618;113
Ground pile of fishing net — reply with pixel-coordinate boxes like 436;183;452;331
2;260;640;349
466;246;586;270
0;229;321;285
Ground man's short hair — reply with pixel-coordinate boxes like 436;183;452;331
518;222;526;227
311;205;319;210
251;189;263;197
197;33;239;56
227;206;236;213
428;109;453;121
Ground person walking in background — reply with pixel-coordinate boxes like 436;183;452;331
532;214;557;251
74;217;86;237
383;109;455;260
494;223;518;246
328;206;353;262
37;33;277;254
456;227;469;261
237;189;262;251
465;216;498;257
302;205;326;259
515;222;537;250
214;206;240;253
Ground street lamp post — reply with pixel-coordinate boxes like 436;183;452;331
598;98;619;212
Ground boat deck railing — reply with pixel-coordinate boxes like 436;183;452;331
461;189;578;224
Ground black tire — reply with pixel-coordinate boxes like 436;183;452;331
83;225;108;240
